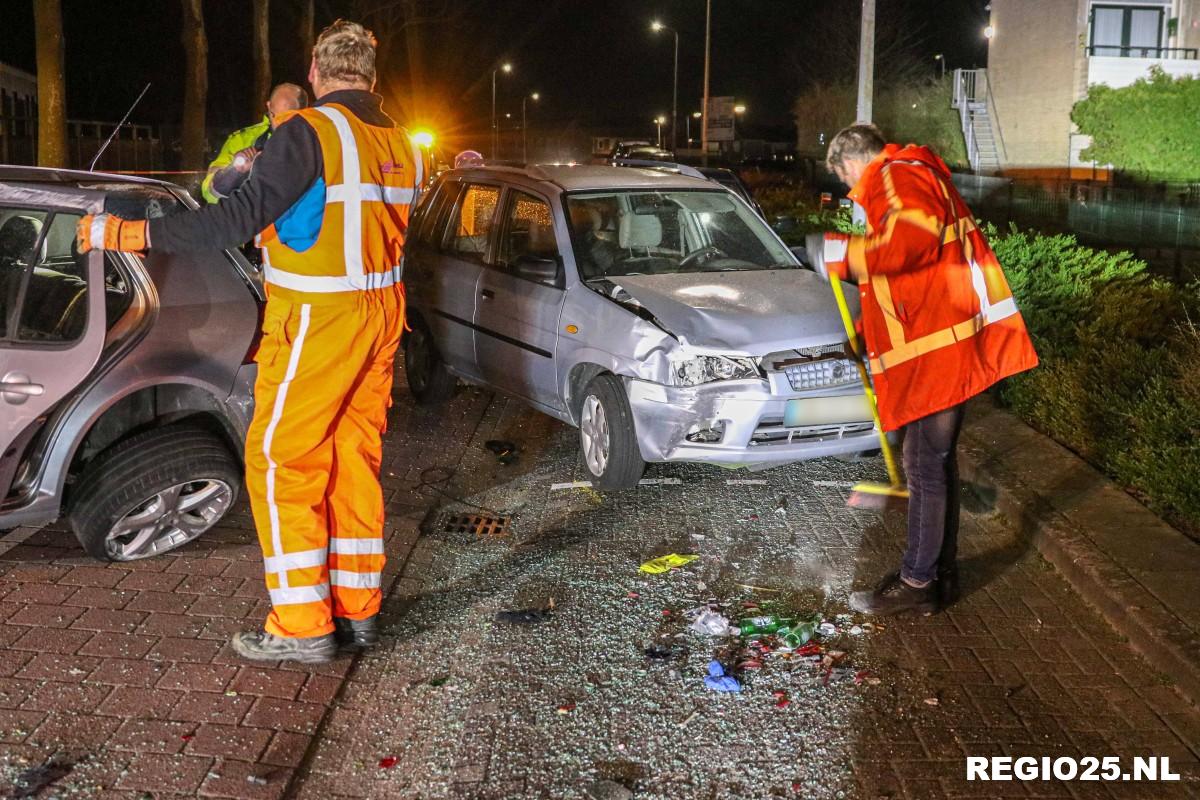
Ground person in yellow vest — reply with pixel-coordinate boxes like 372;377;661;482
77;19;425;664
202;83;308;204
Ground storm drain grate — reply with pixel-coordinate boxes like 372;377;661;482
444;513;511;538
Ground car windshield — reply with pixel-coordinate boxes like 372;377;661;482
567;189;795;279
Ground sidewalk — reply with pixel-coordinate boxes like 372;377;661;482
958;396;1200;708
0;381;494;798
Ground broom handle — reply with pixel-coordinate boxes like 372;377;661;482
828;274;904;487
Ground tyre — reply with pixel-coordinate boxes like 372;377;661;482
68;422;240;562
578;374;645;490
404;319;457;406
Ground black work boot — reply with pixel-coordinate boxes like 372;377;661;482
333;615;380;649
937;564;961;610
231;630;338;664
849;570;938;617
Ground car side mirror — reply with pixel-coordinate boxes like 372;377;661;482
512;253;561;284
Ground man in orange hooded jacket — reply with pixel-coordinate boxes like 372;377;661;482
820;124;1038;616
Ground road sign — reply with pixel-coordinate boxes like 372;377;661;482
707;96;735;142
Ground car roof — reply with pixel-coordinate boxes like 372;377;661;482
447;164;719;192
0;165;174;191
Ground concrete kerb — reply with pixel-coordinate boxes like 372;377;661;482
957;395;1200;709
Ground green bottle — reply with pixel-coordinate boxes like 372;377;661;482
737;615;793;636
776;615;821;648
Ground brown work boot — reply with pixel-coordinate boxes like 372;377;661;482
849;570;938;617
231;630;338;664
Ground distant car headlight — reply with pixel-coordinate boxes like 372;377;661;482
675;355;761;387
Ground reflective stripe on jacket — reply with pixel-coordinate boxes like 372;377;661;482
257;103;424;299
833;143;1038;431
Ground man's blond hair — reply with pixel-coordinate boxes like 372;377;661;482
313;19;377;86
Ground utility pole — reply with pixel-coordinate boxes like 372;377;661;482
701;0;712;166
856;0;875;123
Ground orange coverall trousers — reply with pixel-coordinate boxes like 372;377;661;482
244;286;405;639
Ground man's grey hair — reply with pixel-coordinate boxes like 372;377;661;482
270;83;308;108
826;123;886;172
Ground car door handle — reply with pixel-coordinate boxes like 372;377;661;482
0;379;44;398
480;289;495;300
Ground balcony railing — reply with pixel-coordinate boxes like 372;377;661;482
1087;45;1199;59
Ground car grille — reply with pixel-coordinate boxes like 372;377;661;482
781;358;859;392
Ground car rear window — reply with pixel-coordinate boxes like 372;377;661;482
0;207;89;345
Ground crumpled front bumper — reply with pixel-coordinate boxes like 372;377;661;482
626;377;877;467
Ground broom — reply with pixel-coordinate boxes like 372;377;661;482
828;274;909;508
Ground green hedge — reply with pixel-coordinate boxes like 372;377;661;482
989;226;1200;534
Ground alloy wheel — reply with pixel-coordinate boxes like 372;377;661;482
580;394;611;477
105;479;233;560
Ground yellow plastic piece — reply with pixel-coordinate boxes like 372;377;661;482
639;553;699;574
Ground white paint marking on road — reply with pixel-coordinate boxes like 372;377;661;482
639;478;683;486
551;481;593;491
813;480;855;488
726;479;768;485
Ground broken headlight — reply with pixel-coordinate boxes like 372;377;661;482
675;355;761;387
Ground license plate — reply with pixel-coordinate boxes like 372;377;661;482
783;394;873;428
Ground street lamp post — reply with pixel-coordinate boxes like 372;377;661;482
687;110;701;146
733;103;746;141
651;20;679;151
934;53;945;80
654;116;666;148
522;92;539;164
701;0;712;166
491;62;512;159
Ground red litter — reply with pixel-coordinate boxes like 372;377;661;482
557;703;576;714
379;756;398;769
794;643;823;657
627;592;640;599
181;734;194;741
772;690;790;708
854;669;871;685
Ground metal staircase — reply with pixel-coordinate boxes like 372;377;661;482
952;69;1004;174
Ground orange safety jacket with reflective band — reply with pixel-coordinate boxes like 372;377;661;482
257;103;423;299
827;143;1038;431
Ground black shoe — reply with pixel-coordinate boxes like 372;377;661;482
849;570;938;616
937;565;961;610
333;615;380;649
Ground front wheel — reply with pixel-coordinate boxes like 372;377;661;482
578;374;645;490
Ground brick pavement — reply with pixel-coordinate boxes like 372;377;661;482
288;394;1200;800
0;377;494;799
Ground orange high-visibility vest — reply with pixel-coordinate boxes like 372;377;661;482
258;103;423;298
828;143;1038;431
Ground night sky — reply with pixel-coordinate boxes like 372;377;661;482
1;0;989;146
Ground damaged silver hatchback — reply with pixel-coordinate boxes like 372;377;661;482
402;164;877;488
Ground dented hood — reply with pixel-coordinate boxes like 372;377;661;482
612;269;858;354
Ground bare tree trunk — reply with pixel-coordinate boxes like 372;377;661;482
300;0;315;58
33;0;67;167
180;0;208;170
252;0;271;116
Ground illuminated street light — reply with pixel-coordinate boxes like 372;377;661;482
983;25;995;39
654;115;667;147
934;53;945;79
522;91;541;163
733;104;746;115
687;111;702;145
650;19;680;150
411;130;434;148
491;62;514;158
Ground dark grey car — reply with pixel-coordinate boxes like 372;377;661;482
0;167;262;560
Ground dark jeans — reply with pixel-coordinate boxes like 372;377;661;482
900;403;965;586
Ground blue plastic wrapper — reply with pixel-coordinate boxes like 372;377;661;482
704;660;741;692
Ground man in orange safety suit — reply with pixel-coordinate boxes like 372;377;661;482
77;19;424;663
818;124;1038;617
